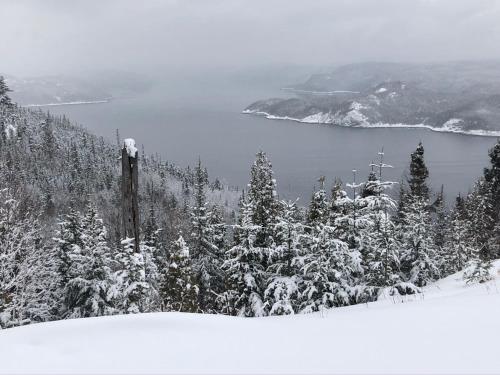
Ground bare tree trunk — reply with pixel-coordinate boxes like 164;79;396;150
122;143;140;252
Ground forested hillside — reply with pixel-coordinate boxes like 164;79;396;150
245;61;500;135
1;75;499;327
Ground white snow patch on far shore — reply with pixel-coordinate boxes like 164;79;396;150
23;99;111;107
243;110;500;137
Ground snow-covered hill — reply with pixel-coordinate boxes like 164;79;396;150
1;262;499;374
244;61;500;136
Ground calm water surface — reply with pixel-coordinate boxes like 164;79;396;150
44;78;498;203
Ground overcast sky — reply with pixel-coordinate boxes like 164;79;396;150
2;0;500;76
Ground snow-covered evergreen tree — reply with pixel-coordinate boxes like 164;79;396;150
466;179;496;261
399;143;440;287
142;203;162;312
115;238;149;314
0;76;12;107
265;200;303;315
222;199;267;317
221;152;282;317
297;223;362;313
306;177;329;228
160;235;198;312
190;159;224;313
246;151;280;248
400;197;440;287
0;189;59;327
58;204;117;318
408;142;430;201
444;196;473;274
484;139;500;256
357;151;415;296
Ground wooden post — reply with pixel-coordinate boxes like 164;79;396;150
122;139;140;252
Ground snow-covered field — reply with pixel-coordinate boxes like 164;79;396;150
1;262;499;374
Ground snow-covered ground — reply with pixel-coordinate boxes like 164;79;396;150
1;262;499;374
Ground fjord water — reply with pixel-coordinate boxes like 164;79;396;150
44;74;498;203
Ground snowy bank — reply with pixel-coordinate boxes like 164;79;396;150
0;262;499;374
23;99;111;107
243;110;500;137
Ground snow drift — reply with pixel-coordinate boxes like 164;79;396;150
0;261;499;374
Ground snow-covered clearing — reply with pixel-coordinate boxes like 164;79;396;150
1;262;499;374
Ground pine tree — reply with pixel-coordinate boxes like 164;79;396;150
160;235;198;312
445;196;473;274
484;139;500;230
298;223;362;313
463;249;493;284
222;200;267;317
400;197;440;287
358;151;413;296
115;238;149;314
41;117;57;162
432;187;448;249
142;204;162;312
399;143;440;286
265;200;303;315
222;152;281;317
54;208;84;316
408;142;430;201
0;76;12;107
306;177;329;228
0;189;59;327
466;179;495;261
190;159;224;313
60;204;116;318
246;151;280;248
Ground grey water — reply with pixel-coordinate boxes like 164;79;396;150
44;74;498;204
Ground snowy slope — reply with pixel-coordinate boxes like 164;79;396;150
1;262;499;374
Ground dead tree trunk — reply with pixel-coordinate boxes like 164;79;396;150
122;139;140;252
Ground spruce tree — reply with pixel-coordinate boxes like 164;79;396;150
445;196;473;274
306;177;329;228
298;223;362;312
160;235;199;312
115;238;149;314
59;204;116;318
408;142;430;201
142;204;162;312
0;76;12;107
246;151;280;248
358;151;412;296
0;189;59;327
400;197;440;287
265;200;303;315
484;140;500;220
399;143;439;286
222;200;267;317
190;159;224;313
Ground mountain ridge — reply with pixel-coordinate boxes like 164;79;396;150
244;61;500;136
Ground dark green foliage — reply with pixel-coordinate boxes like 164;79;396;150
408;142;430;201
161;236;199;313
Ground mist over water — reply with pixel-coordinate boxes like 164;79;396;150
42;73;497;203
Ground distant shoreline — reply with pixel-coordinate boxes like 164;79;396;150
243;109;500;138
23;98;111;108
281;87;360;95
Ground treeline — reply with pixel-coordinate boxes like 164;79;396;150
0;76;499;327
